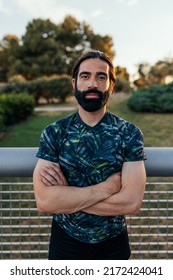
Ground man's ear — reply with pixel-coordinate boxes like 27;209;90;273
109;81;115;94
71;78;75;89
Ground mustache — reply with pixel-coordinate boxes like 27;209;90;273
81;88;104;97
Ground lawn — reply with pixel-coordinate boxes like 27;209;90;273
0;93;173;147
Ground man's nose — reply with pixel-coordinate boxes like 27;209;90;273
88;77;98;88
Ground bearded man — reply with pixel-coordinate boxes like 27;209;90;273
33;50;146;260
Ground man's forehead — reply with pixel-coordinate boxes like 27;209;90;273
78;58;109;73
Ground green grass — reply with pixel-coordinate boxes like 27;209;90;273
0;94;173;147
108;96;173;147
0;111;74;147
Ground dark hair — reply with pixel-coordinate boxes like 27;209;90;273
72;50;116;84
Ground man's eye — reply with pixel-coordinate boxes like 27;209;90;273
81;75;89;79
98;75;107;81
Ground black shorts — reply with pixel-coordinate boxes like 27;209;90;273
48;218;131;260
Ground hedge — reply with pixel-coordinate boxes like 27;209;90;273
0;93;35;127
128;83;173;113
0;75;72;104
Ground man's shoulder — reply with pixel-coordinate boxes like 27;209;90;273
108;111;133;127
108;111;142;135
45;112;77;131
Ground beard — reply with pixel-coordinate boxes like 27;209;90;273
74;85;110;112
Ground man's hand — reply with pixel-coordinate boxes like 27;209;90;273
40;163;68;186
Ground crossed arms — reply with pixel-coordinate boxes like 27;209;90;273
33;158;146;216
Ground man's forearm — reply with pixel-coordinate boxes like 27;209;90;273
83;162;146;216
34;160;122;214
34;176;115;214
83;189;140;216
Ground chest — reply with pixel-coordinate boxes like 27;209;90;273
58;127;125;174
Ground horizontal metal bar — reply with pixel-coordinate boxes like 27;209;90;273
1;225;51;229
126;216;173;220
2;198;173;202
1;207;173;211
0;147;173;177
128;225;173;228
1;250;173;255
1;233;50;237
1;250;48;254
1;224;172;229
1;216;173;221
2;242;48;245
128;233;173;236
142;199;173;202
131;251;173;254
1;188;173;193
131;242;173;245
140;208;173;211
2;241;173;246
1;216;51;220
0;208;37;211
2;200;36;202
2;233;172;238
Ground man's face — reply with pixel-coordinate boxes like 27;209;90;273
72;58;113;112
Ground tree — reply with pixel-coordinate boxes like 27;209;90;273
89;34;115;60
8;19;61;79
49;15;115;74
115;66;130;82
134;58;173;89
6;16;115;79
115;66;131;93
149;59;173;84
0;35;19;81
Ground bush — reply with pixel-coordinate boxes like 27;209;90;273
47;75;72;103
128;83;173;113
114;77;132;93
0;106;4;129
0;75;72;104
0;93;35;126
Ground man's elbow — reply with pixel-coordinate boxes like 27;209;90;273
35;197;49;213
34;190;54;214
129;200;143;215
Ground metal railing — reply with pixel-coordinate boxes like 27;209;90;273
0;147;173;259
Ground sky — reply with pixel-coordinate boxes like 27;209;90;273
0;0;173;78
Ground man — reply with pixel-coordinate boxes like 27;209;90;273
33;50;146;260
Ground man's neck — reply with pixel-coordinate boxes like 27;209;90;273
78;106;107;127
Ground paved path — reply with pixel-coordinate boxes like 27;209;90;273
35;105;77;112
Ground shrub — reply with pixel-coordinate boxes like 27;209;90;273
0;93;35;126
0;106;4;129
114;77;132;93
128;83;173;113
47;75;72;102
8;74;27;83
0;75;72;104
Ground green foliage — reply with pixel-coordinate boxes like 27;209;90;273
0;76;72;103
0;105;4;128
0;93;34;126
3;16;115;80
134;59;173;89
1;97;173;148
47;75;72;102
115;77;132;93
128;83;173;113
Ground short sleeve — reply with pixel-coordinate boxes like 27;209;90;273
124;125;147;162
36;124;60;163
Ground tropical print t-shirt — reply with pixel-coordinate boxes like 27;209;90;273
36;111;146;243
